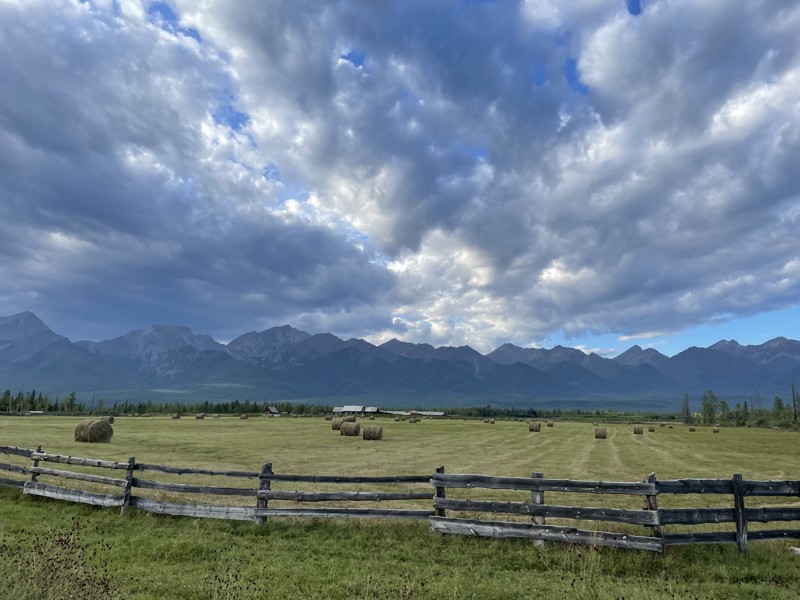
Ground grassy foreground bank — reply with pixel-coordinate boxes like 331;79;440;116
1;416;799;598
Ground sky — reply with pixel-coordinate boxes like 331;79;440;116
1;0;799;358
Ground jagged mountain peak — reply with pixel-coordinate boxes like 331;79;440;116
0;311;53;341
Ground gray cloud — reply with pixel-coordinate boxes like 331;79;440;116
0;0;798;351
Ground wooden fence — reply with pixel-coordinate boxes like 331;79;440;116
2;444;798;554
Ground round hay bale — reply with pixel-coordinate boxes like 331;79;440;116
240;414;249;420
546;421;554;427
196;413;206;419
369;415;376;421
668;425;673;429
212;414;220;418
394;417;401;422
529;421;541;432
689;427;696;432
325;415;333;421
343;415;357;423
74;419;113;443
363;425;383;440
713;427;720;433
332;419;343;430
634;426;643;435
102;416;115;424
171;413;181;419
648;426;656;433
489;418;496;424
594;427;607;439
340;422;361;436
660;423;666;427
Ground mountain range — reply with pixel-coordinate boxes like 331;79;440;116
2;311;799;411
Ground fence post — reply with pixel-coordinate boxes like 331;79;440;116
643;472;664;555
733;473;748;553
531;471;545;547
434;465;446;518
256;462;273;525
120;456;136;515
30;445;42;482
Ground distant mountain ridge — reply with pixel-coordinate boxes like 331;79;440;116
1;311;798;411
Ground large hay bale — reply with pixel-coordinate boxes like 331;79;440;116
546;421;554;427
102;416;115;424
634;426;643;435
713;427;720;433
648;426;656;433
196;413;206;420
340;422;361;436
74;419;113;443
240;414;249;420
363;425;383;440
332;419;343;430
489;418;496;424
529;421;541;432
594;427;607;439
171;413;181;419
342;415;357;423
483;418;490;423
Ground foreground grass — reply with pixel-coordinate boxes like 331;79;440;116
1;416;799;598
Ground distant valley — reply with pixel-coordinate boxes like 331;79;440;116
1;311;799;411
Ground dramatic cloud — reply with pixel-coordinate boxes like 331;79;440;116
1;0;798;351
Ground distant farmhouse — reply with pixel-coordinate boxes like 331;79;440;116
331;405;446;418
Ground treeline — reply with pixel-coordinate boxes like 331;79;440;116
681;387;799;428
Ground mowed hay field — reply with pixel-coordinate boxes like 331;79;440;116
1;415;799;599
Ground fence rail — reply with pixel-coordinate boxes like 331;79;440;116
1;444;798;554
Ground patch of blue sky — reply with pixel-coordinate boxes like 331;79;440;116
562;59;589;95
626;0;642;16
262;163;281;182
340;50;366;69
531;65;548;88
148;1;202;43
276;182;310;203
212;99;249;132
449;139;488;160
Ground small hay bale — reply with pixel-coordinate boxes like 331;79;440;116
648;426;656;433
363;425;383;440
74;419;113;443
102;416;115;424
369;415;376;420
529;421;541;432
668;425;673;429
212;414;220;418
343;415;357;423
594;427;607;439
489;418;496;424
325;415;333;421
689;427;696;432
660;423;666;427
240;414;249;420
634;426;643;435
196;413;206;419
171;413;181;419
483;418;490;423
340;422;361;436
546;421;554;427
394;417;401;422
713;427;720;433
332;419;343;430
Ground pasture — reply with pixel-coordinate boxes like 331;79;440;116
1;415;799;599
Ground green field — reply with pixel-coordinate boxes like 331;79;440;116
1;415;799;599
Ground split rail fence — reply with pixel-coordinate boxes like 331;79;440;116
2;444;798;554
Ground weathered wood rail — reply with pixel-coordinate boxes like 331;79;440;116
2;444;798;554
